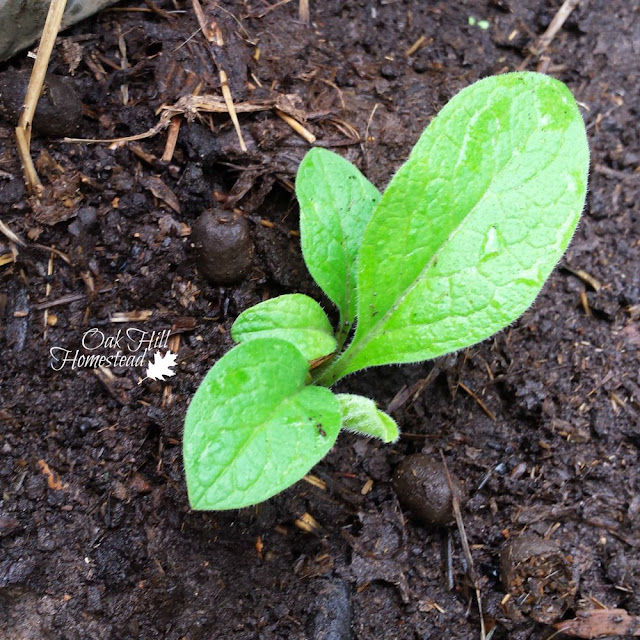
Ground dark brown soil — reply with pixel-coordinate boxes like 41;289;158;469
1;1;639;639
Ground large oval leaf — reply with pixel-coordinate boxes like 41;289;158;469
184;339;341;510
330;72;588;381
297;148;381;330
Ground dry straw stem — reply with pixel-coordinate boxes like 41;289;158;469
299;0;310;24
440;451;486;640
0;219;26;247
191;0;247;151
275;109;316;143
530;0;583;55
15;0;68;194
63;93;305;146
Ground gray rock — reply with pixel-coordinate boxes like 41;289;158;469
0;0;119;62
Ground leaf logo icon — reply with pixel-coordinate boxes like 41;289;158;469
141;351;178;383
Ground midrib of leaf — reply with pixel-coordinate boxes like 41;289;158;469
323;102;546;383
322;158;358;327
311;158;351;323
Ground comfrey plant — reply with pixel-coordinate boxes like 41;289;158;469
183;72;589;510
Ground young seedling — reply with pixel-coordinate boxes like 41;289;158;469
183;72;589;510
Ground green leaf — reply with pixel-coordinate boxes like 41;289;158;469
183;339;341;510
231;294;337;361
330;72;589;381
336;394;399;443
297;148;381;330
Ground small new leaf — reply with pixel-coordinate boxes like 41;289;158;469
337;394;399;443
231;294;336;361
145;351;177;381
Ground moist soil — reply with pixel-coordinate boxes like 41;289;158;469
1;1;639;639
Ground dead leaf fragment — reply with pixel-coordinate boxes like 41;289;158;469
140;175;181;214
555;608;640;638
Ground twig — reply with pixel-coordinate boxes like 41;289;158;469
405;35;428;57
192;0;247;151
275;109;316;143
440;451;486;640
530;0;582;55
33;287;114;311
562;265;602;291
299;0;310;24
246;0;291;19
15;0;68;194
162;116;182;162
458;382;496;421
595;164;640;181
43;246;55;340
31;243;71;264
0;220;26;247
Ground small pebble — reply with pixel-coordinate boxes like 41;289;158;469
380;64;399;79
191;208;254;285
0;70;82;137
392;455;466;526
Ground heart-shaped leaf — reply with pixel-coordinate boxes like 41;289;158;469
184;339;341;510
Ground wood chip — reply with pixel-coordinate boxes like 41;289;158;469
37;459;63;490
110;310;153;323
293;512;323;535
361;478;374;495
303;474;326;490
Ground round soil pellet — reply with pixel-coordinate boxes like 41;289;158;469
392;455;466;526
191;208;254;285
500;534;576;624
0;71;82;137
